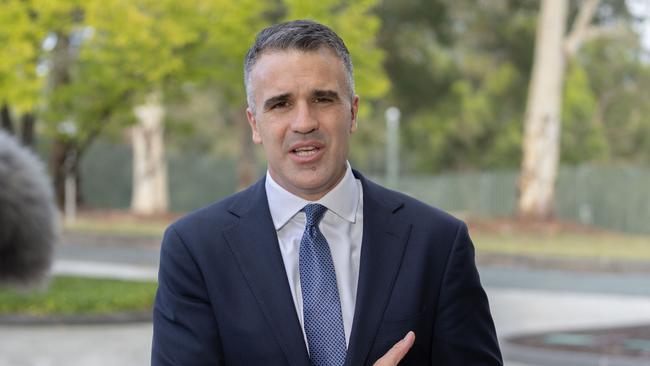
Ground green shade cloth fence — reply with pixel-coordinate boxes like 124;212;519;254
81;141;650;234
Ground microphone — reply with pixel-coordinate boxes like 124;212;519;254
0;130;59;287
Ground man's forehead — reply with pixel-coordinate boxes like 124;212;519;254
250;49;345;93
250;47;343;75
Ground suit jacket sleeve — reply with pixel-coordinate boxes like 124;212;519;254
152;226;224;366
431;222;502;365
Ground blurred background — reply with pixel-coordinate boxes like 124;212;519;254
1;0;649;365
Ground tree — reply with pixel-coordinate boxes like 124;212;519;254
517;0;629;220
0;0;51;144
517;0;568;220
130;91;168;215
0;1;90;208
56;0;268;214
80;0;197;215
580;35;650;163
379;0;538;173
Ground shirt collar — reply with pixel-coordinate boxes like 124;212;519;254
265;162;360;230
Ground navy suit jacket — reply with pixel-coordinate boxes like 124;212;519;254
152;171;502;365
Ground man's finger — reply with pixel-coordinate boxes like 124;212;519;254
373;331;415;366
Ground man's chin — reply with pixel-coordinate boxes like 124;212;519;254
294;179;328;194
271;164;344;199
286;176;335;200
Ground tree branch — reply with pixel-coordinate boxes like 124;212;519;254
564;0;600;58
77;89;133;156
584;22;629;43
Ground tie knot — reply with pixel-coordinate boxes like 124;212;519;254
303;203;327;227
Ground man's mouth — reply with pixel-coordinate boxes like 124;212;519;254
292;146;321;156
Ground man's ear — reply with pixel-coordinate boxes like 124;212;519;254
246;108;262;144
349;95;359;133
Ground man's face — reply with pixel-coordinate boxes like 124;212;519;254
246;48;359;200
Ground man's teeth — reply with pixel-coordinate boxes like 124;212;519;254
293;146;319;156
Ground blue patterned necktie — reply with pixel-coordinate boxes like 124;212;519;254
299;203;347;366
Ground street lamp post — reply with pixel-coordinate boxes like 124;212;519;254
385;106;401;189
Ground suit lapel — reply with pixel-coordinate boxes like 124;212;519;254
223;179;310;366
345;175;412;366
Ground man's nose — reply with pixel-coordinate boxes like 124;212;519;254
291;102;318;134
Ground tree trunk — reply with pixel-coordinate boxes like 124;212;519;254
1;103;13;133
517;0;568;220
130;92;169;216
49;32;75;210
21;113;35;147
51;139;70;208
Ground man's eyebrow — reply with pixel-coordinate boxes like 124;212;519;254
313;90;340;100
263;93;291;111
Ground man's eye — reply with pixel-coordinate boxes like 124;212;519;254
314;97;333;103
271;101;289;109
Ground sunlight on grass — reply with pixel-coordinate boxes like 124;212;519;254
64;216;170;237
473;231;650;261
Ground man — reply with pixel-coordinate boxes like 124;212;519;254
152;20;502;366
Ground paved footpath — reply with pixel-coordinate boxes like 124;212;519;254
2;235;650;365
0;324;152;366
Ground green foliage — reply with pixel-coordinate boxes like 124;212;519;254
65;217;168;237
0;0;51;113
375;0;648;174
561;63;609;163
2;0;649;177
580;38;650;163
0;276;157;315
405;62;524;172
376;0;454;111
32;0;389;161
377;0;537;173
41;0;270;148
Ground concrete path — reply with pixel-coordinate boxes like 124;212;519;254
0;323;152;366
52;260;158;281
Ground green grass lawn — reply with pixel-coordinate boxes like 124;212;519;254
63;211;650;262
0;276;158;316
64;215;170;237
472;229;650;261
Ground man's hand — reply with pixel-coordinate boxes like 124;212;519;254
373;331;415;366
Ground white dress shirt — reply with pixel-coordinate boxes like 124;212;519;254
265;162;363;346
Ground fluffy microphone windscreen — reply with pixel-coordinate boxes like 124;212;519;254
0;130;58;287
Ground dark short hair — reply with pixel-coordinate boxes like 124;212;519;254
244;19;354;111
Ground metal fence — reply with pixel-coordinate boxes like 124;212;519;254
389;165;650;235
81;140;238;212
81;141;649;234
555;165;650;234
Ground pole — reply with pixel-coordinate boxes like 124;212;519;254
63;150;77;224
385;106;401;189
